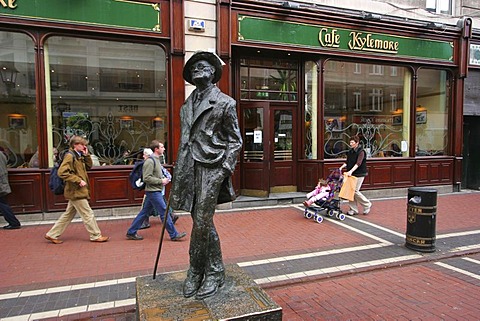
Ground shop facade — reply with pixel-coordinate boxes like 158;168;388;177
0;0;187;215
0;0;475;218
222;0;472;196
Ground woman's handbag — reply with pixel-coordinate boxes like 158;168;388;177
339;174;357;201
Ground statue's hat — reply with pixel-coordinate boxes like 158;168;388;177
183;51;224;85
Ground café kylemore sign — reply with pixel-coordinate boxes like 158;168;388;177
238;15;453;62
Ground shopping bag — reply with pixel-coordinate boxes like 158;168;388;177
339;174;357;201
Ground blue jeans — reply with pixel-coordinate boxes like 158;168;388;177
0;196;20;227
127;191;178;238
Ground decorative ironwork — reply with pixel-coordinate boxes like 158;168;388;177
52;112;160;165
324;119;403;158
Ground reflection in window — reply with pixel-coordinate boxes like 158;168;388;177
0;31;37;168
45;37;167;166
323;61;411;159
243;108;264;162
304;61;318;159
240;58;297;102
415;69;450;156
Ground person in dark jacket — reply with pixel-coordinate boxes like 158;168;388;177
339;135;372;215
45;136;109;244
170;51;243;299
0;151;21;229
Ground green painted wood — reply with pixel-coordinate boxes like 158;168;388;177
238;15;453;62
0;0;160;32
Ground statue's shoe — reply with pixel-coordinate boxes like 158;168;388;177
183;273;203;298
195;275;225;299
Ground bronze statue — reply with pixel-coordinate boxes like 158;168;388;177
170;51;243;299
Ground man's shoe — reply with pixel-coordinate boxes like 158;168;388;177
347;210;358;216
363;205;372;215
195;275;225;299
91;236;109;242
45;235;63;244
171;232;186;241
183;273;203;298
139;223;150;230
126;233;143;240
3;224;21;230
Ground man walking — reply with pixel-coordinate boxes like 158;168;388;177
126;141;186;241
0;150;21;229
171;51;243;299
45;136;109;244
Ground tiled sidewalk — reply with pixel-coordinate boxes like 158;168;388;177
1;191;480;320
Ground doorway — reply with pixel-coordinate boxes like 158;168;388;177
240;102;297;196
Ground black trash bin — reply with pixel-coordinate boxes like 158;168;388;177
405;187;437;252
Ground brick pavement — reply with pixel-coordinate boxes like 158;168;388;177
0;191;479;320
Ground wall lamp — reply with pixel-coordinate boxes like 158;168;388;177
427;22;445;30
282;1;300;9
362;11;382;21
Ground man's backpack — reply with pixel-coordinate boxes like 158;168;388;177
129;157;155;190
48;151;74;195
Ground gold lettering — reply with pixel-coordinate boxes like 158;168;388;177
348;31;399;54
0;0;16;8
318;28;340;48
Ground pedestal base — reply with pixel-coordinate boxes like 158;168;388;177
136;264;282;320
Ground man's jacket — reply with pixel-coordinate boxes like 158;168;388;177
58;149;93;200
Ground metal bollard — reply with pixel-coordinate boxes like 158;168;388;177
405;187;437;252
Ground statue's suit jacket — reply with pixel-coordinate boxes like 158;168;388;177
171;86;243;212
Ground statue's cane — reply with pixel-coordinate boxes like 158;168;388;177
153;185;173;280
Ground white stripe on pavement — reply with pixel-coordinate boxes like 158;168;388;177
0;298;136;321
254;254;423;284
434;262;480;280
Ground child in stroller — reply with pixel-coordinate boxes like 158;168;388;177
303;179;331;207
303;169;345;223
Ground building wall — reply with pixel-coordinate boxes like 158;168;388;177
184;0;217;96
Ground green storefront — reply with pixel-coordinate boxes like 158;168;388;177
0;0;188;216
225;2;472;196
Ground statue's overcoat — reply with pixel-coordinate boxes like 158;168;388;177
171;86;243;212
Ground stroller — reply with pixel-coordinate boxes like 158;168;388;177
303;169;346;223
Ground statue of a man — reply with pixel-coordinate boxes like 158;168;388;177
170;51;243;299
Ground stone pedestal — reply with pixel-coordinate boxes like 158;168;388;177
136;264;282;321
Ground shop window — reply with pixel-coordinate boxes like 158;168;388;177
370;65;384;76
415;69;450;156
45;37;167;166
323;61;411;159
353;91;361;111
304;61;318;159
240;58;297;102
390;92;398;112
369;88;384;112
0;31;37;168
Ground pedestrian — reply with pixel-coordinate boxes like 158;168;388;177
44;135;109;244
339;135;372;215
0;150;21;229
170;51;243;299
303;179;331;207
126;141;186;241
138;148;179;230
